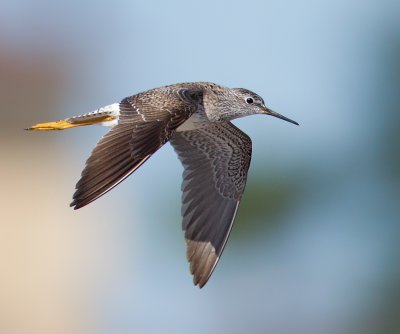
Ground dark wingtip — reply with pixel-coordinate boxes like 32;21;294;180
193;279;203;289
193;274;209;289
70;199;82;210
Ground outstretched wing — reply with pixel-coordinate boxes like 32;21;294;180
71;88;201;209
170;122;252;287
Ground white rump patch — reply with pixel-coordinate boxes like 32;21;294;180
68;102;120;127
97;103;120;127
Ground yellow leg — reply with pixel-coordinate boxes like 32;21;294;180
26;116;115;131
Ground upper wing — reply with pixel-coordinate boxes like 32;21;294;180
170;122;252;287
71;88;201;209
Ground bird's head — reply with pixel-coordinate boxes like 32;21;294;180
230;88;299;125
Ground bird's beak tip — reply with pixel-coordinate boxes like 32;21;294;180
264;108;299;126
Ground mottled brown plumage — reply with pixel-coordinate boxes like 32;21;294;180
28;82;298;288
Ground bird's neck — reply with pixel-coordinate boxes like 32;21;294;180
203;91;239;122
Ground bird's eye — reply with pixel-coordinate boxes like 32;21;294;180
246;97;254;104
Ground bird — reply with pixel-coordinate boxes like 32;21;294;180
27;82;298;288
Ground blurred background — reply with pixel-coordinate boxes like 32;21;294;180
1;0;399;333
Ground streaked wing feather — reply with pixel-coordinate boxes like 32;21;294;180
170;122;252;287
71;121;158;209
71;89;199;209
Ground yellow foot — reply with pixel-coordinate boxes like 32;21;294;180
26;116;115;131
26;120;80;131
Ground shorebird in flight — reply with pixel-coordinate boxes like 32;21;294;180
27;82;298;288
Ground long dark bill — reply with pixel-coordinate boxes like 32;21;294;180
265;108;299;126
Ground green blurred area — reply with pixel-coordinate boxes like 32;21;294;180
234;172;303;237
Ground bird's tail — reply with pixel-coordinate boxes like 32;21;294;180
26;103;120;131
